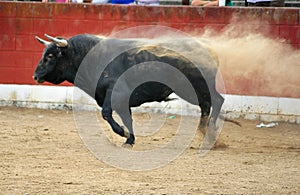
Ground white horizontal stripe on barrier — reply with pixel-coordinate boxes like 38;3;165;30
0;84;299;123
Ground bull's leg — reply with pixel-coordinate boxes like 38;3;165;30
116;108;135;146
206;90;227;148
198;100;211;135
198;92;227;149
210;91;224;128
101;90;130;139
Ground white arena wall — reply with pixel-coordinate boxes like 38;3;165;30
0;84;299;124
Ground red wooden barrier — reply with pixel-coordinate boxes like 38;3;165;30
0;2;299;97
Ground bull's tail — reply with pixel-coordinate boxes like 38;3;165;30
219;114;242;127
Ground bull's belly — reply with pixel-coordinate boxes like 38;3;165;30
129;82;172;107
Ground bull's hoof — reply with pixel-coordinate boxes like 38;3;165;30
124;136;135;146
199;143;214;151
122;143;133;148
191;141;228;150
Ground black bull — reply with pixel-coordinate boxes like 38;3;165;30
33;34;237;146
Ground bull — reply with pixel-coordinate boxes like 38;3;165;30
33;34;238;147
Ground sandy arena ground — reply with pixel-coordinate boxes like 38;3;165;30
0;106;299;194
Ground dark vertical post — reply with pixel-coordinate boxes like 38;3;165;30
182;0;189;5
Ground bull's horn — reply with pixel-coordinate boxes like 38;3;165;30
35;36;51;46
44;34;68;47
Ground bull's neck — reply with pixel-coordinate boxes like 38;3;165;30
64;42;98;84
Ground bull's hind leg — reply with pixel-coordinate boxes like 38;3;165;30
198;100;211;135
197;92;227;149
208;91;227;148
210;91;224;128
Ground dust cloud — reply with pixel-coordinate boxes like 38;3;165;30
104;24;299;98
199;23;300;98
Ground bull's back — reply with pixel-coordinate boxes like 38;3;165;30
96;38;217;107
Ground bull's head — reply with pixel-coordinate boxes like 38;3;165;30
33;34;69;84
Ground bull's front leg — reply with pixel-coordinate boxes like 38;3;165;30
100;89;135;146
116;108;135;146
101;90;130;140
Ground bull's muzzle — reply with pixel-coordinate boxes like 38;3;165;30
32;75;45;84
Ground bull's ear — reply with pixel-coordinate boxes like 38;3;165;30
35;36;51;46
44;34;68;47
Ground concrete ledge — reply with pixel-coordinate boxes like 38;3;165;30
0;84;299;123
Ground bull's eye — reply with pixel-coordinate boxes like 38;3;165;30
45;53;53;62
47;53;53;58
